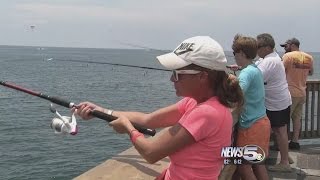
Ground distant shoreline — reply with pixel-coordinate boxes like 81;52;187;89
1;44;319;54
0;44;172;52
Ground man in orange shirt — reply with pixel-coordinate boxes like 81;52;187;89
281;38;314;150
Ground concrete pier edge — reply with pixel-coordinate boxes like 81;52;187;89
74;142;320;180
74;146;169;180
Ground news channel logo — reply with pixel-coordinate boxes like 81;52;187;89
221;144;266;165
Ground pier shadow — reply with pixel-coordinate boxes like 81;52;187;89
112;154;170;178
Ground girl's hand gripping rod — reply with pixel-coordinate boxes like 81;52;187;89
0;81;156;136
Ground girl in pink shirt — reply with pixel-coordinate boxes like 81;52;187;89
75;36;244;179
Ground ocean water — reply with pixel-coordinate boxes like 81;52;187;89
0;46;319;180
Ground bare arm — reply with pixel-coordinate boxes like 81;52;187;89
309;61;314;75
77;102;194;163
134;124;195;164
112;104;182;129
110;117;195;164
75;102;182;129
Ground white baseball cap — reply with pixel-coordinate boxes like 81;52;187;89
157;36;227;71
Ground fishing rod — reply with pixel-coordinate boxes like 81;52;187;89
0;81;156;136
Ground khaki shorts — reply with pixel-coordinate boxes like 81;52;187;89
290;96;306;121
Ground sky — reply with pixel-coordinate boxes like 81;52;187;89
0;0;319;52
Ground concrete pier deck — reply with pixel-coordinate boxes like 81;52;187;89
74;139;320;180
74;146;169;180
267;143;320;180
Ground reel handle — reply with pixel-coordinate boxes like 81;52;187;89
91;110;156;136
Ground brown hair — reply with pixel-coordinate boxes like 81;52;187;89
208;70;244;109
232;34;258;59
187;64;244;109
256;33;275;49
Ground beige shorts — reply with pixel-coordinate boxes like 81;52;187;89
290;96;306;121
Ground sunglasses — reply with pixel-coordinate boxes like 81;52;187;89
285;43;291;48
233;50;240;56
172;70;201;82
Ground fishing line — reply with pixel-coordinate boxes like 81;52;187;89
116;41;235;58
55;59;238;75
53;59;170;72
115;41;168;52
44;40;235;72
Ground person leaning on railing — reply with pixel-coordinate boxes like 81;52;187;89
281;37;314;150
73;36;244;180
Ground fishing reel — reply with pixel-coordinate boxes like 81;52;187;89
50;104;78;135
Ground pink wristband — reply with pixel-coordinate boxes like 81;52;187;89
130;130;144;143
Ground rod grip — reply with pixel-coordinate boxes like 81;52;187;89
48;96;72;108
91;110;156;136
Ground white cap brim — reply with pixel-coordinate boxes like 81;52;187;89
156;52;191;70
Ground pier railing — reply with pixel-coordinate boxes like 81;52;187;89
288;80;320;139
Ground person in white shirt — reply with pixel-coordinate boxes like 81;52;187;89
255;33;292;172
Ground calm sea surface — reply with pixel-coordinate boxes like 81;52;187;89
0;46;319;180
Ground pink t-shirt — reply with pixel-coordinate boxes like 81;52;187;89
164;97;232;180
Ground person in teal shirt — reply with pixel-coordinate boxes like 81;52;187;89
238;63;266;128
230;34;271;180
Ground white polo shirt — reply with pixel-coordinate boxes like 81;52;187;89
255;52;292;111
